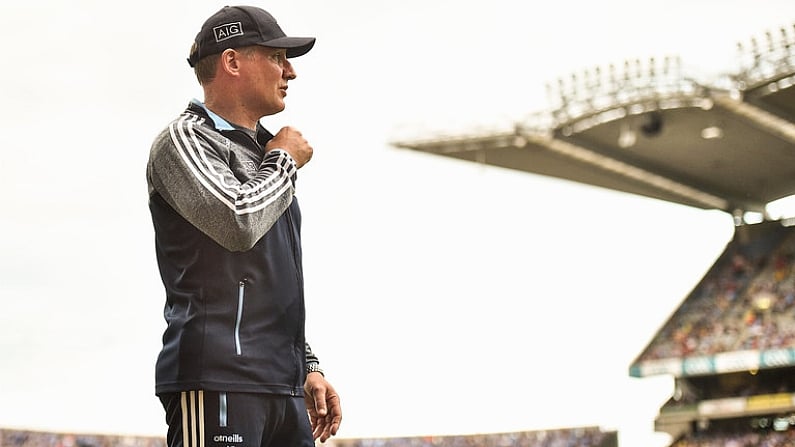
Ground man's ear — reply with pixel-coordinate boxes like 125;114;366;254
220;49;242;76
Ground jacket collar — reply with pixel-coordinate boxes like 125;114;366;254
190;98;236;131
188;99;275;146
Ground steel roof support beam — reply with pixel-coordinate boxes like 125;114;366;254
714;94;795;145
516;130;731;210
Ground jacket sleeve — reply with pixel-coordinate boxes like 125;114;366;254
306;343;322;370
147;116;297;251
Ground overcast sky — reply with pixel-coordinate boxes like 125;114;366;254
1;1;793;447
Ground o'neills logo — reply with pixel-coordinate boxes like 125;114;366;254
214;433;244;443
213;22;243;42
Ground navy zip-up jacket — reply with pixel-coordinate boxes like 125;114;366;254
147;100;318;397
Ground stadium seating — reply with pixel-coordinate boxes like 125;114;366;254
0;426;617;447
313;426;616;447
0;429;164;447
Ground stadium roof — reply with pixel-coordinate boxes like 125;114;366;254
392;27;795;218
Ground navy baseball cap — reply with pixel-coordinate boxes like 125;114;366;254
187;5;316;67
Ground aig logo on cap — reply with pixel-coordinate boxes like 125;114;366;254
213;22;243;42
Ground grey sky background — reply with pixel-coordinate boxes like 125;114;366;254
0;1;793;446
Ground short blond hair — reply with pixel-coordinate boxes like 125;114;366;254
189;41;216;85
190;45;260;85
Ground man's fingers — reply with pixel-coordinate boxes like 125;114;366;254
312;386;328;416
266;126;313;168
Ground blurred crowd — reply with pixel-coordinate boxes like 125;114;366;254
638;223;795;362
0;427;614;447
328;426;614;447
0;430;163;447
671;426;795;447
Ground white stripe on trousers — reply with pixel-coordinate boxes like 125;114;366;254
180;391;205;447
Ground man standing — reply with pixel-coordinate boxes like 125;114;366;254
146;5;342;446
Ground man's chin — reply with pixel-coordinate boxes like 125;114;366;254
263;104;287;117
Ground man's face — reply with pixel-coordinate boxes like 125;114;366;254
239;46;296;117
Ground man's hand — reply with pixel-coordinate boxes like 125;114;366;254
304;372;342;442
266;126;313;168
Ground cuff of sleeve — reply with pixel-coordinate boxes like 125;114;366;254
263;149;298;181
307;362;324;376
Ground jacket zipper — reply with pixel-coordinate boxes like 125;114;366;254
234;280;246;355
285;209;303;394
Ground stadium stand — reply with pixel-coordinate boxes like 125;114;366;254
393;19;795;447
669;415;795;446
633;220;795;363
0;427;617;447
634;220;795;442
321;426;617;447
0;429;163;447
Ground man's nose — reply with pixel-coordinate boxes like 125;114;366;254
283;60;297;80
